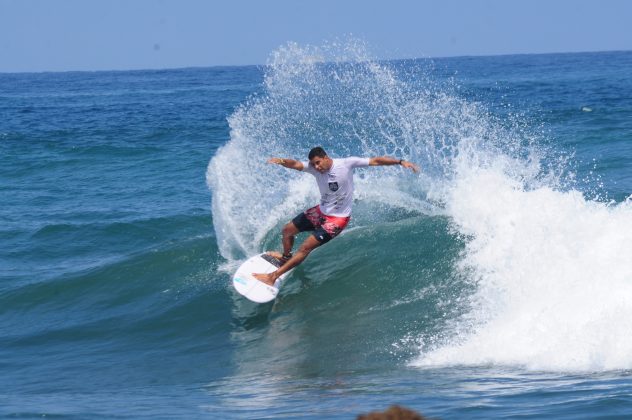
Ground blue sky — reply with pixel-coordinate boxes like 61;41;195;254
1;0;631;72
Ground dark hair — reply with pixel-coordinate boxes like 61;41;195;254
308;146;327;160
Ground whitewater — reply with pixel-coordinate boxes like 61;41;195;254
208;41;632;375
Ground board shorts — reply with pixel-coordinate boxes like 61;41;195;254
292;205;350;244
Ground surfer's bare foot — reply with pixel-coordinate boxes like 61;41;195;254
265;250;292;265
253;272;277;286
265;251;284;260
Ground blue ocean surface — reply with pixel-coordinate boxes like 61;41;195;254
1;44;632;418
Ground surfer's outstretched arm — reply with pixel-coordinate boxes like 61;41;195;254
268;157;304;171
369;156;420;173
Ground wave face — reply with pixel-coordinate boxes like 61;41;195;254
208;41;632;373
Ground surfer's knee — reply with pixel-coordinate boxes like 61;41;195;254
282;221;299;236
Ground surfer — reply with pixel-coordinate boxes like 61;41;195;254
253;146;419;286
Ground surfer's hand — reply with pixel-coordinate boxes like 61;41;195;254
268;157;285;165
401;160;420;173
267;158;303;171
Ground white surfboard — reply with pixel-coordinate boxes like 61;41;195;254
232;253;291;303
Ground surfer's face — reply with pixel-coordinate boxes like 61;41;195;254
310;156;332;173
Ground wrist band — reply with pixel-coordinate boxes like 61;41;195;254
399;159;403;164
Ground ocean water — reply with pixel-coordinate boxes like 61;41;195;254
1;43;632;419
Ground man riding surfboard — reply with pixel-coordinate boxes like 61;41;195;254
253;147;419;285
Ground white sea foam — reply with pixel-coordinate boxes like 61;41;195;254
207;40;442;259
414;162;632;371
207;39;632;372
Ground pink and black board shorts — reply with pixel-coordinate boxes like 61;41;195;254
292;205;350;244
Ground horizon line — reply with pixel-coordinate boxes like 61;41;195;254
1;48;630;75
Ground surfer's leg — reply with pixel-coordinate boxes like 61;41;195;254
281;221;300;257
273;235;322;277
265;221;299;262
269;208;318;260
254;231;323;285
